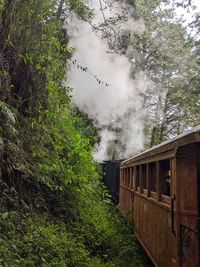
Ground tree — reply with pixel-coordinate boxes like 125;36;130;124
130;0;199;146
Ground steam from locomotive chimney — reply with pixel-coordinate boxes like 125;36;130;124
66;0;150;161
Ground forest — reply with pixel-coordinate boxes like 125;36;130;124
0;0;199;266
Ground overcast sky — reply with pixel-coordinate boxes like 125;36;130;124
174;0;200;24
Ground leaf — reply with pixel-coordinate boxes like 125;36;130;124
1;212;9;220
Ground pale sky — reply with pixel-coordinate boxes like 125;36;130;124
165;0;200;37
174;0;200;24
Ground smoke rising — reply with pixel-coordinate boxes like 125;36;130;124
66;0;149;161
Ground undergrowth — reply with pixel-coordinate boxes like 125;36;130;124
0;195;147;267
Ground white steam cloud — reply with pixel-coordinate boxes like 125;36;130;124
66;0;150;161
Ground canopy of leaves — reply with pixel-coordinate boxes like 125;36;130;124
131;0;200;145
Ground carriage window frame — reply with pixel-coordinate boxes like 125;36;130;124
121;157;172;210
135;165;140;191
141;164;147;194
128;167;132;189
126;168;129;187
130;167;134;189
148;162;157;199
122;169;125;186
125;169;128;187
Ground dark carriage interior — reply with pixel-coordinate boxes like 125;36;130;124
102;160;123;203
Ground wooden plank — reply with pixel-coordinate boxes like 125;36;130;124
133;194;176;267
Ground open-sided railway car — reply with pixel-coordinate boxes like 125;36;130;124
119;126;200;267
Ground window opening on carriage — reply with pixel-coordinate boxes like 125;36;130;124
123;169;125;186
121;169;123;185
135;166;140;191
128;168;131;188
126;168;130;187
159;159;171;197
123;169;126;186
149;162;156;193
128;167;132;189
141;164;147;191
125;169;128;187
126;168;129;187
127;168;130;187
131;167;134;189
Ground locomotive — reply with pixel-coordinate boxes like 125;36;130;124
103;126;200;267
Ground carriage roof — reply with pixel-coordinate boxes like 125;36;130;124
121;125;200;166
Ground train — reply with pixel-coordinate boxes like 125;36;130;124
102;126;200;267
102;159;122;203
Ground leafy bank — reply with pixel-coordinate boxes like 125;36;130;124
0;1;148;266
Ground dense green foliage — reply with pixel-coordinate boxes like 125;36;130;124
0;202;147;267
0;0;149;266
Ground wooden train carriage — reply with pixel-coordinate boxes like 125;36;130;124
119;126;200;267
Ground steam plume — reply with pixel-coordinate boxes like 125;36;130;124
66;0;149;161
